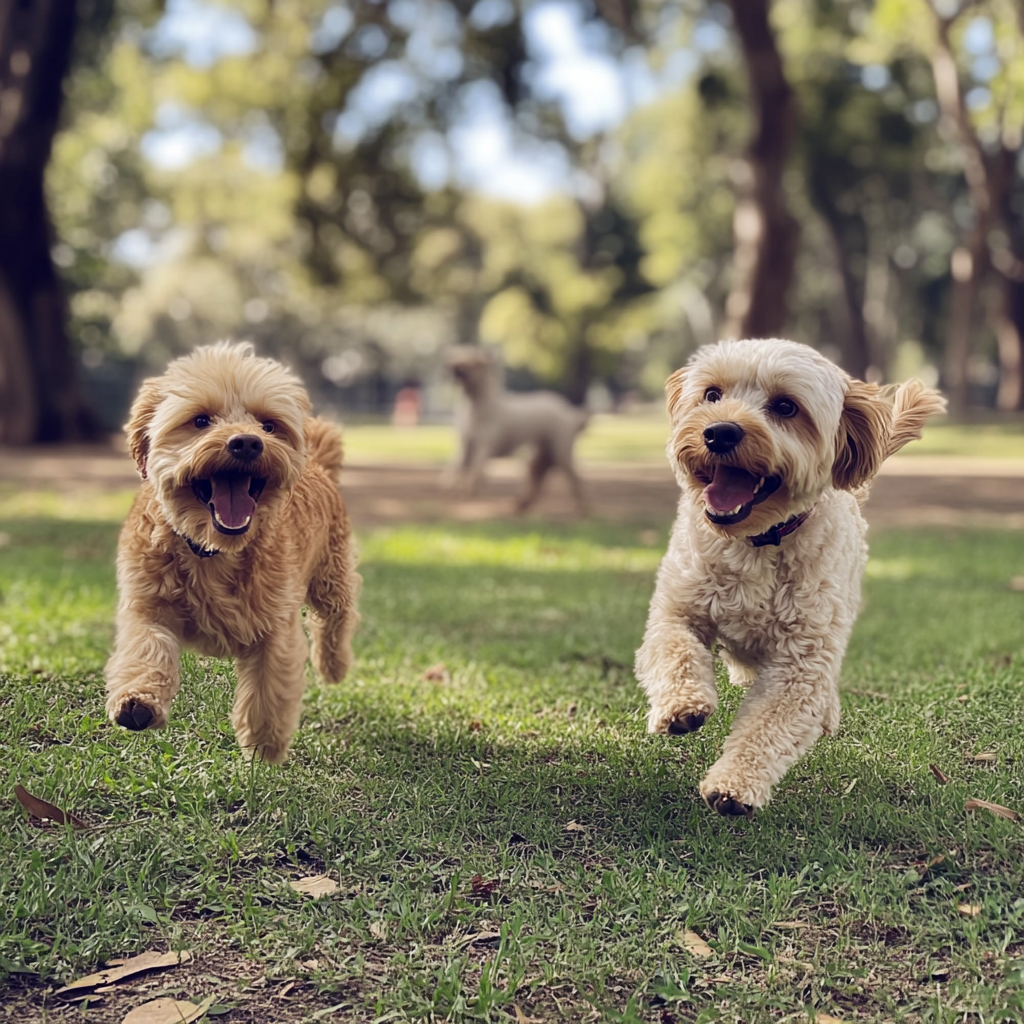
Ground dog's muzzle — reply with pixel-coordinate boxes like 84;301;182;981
698;466;782;525
192;473;268;535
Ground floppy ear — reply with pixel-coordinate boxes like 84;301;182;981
124;378;165;480
832;379;891;490
665;368;687;418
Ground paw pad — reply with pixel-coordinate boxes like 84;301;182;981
667;712;706;735
115;700;155;731
704;790;754;818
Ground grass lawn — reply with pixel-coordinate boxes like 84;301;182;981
1;490;1024;1022
342;416;1024;466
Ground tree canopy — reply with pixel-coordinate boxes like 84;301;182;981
2;0;1021;440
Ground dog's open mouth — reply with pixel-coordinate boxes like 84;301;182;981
693;466;782;525
192;474;267;535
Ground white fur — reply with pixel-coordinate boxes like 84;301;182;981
444;346;589;513
635;338;945;815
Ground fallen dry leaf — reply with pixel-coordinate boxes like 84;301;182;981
456;930;503;948
1008;575;1024;591
421;662;451;684
55;951;192;996
368;922;386;940
956;694;970;702
289;875;338;898
964;798;1018;821
773;921;809;929
957;903;982;917
929;763;950;785
513;1005;544;1023
679;929;713;957
815;1015;848;1024
121;994;214;1024
564;820;586;832
15;784;86;829
953;882;972;891
971;752;998;762
469;873;499;897
277;982;296;998
842;777;859;797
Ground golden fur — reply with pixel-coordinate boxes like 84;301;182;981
105;342;360;763
637;339;945;815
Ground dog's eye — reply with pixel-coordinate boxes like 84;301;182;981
704;387;722;403
193;415;211;429
770;397;798;418
261;421;275;434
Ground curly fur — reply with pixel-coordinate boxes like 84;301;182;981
105;341;361;763
636;338;945;815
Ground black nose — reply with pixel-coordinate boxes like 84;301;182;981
703;421;744;455
226;434;264;461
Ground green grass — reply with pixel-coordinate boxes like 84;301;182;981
2;497;1024;1022
343;413;677;466
343;416;1024;467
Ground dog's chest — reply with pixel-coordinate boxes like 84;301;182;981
171;559;288;653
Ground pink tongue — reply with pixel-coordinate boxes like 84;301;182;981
210;475;255;529
702;465;758;513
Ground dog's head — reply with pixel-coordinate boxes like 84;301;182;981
665;338;941;539
125;341;310;553
445;346;498;397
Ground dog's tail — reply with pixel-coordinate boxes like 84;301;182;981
305;418;345;484
884;380;947;459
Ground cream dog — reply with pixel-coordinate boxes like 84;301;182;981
636;338;944;815
445;346;589;513
105;342;360;763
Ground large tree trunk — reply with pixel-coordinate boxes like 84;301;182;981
927;7;1009;417
722;0;800;340
993;142;1024;411
0;0;97;444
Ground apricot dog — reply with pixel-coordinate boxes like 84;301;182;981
105;342;360;763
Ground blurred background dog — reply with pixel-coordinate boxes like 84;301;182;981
444;346;589;514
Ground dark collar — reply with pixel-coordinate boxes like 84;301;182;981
748;509;813;548
179;532;219;558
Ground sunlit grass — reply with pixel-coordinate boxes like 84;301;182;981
342;413;673;466
2;504;1024;1021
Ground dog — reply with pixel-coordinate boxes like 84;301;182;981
105;342;360;764
445;346;589;513
635;338;945;816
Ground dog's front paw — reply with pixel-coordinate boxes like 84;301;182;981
699;764;771;817
703;790;754;818
647;703;714;736
107;694;167;731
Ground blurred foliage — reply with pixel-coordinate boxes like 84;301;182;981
45;0;1024;421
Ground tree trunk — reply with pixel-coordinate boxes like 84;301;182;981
722;0;800;340
993;142;1024;411
0;0;98;444
927;9;1004;417
564;328;592;408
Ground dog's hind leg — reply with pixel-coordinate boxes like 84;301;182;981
517;445;554;512
106;620;181;731
232;609;309;764
306;531;362;684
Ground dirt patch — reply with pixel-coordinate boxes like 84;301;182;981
3;445;1024;531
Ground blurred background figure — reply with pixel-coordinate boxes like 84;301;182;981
391;379;422;428
0;0;1022;446
445;344;589;512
